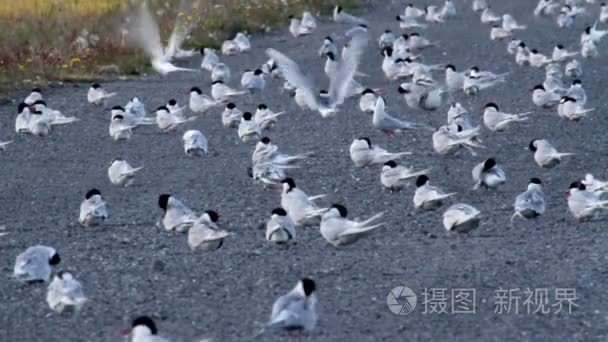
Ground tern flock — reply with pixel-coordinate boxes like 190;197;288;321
6;0;608;340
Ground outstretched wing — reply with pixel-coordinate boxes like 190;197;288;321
329;31;369;106
266;48;318;109
131;2;165;62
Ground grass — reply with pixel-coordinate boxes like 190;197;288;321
0;0;360;95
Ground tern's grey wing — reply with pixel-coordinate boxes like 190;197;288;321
516;190;545;212
329;32;369;106
271;292;300;320
379;113;411;130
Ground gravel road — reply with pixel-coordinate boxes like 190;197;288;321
1;1;608;341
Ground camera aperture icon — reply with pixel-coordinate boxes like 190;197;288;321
387;286;417;315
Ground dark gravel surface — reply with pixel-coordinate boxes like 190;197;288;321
2;1;608;341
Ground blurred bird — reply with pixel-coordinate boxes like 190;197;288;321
222;102;243;128
480;7;501;24
378;30;396;50
211;80;247;101
333;5;367;25
318;36;338;57
473;0;488;12
127;316;171;342
241;69;266;92
582;174;608;193
109;113;134;141
238;112;261;143
200;48;219;71
502;14;526;31
13;246;60;283
254;104;285;129
565;59;583;78
567;79;587;106
79;188;108;227
267;31;369;117
155;106;196;132
87;83;116;105
289;14;315;37
268;278;317;331
535;0;560;16
46;271;87;313
359;88;378;114
130;2;197;75
552;44;578;62
108;158;143;187
183;130;208;157
211;62;231;82
24;88;43;106
234;32;251;52
189;87;223;114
